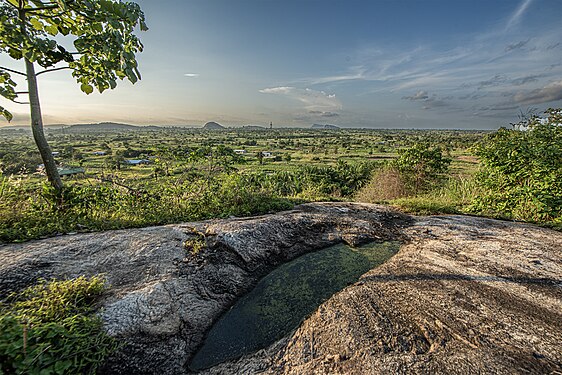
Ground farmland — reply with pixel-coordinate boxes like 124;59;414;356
0;125;489;242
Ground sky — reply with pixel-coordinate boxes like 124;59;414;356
1;0;562;129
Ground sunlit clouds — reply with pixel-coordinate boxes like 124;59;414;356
259;87;341;112
0;0;560;129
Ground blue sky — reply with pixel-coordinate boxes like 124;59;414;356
2;0;562;128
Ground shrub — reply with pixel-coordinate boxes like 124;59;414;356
470;108;562;223
0;276;117;374
355;144;451;203
393;143;451;193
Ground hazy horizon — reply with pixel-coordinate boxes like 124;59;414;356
1;0;561;129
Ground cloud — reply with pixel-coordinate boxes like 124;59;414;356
478;74;508;89
505;39;530;52
511;74;543;86
546;42;560;51
421;95;449;110
505;0;533;31
514;80;562;104
402;91;449;110
402;90;429;101
259;86;341;111
184;73;200;78
309;110;340;118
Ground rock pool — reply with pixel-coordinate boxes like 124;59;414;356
190;241;400;371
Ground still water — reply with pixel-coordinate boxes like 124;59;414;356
190;241;400;371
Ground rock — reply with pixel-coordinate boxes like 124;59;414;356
202;214;562;374
0;203;408;374
1;204;561;374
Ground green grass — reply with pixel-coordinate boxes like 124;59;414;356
0;276;117;374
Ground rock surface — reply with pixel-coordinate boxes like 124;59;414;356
0;203;408;374
203;214;562;374
0;203;561;374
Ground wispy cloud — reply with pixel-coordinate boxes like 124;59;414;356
478;74;508;89
511;74;543;86
402;91;429;101
184;73;200;78
259;86;341;111
308;110;340;118
514;80;562;104
402;91;450;110
505;39;530;52
505;0;534;31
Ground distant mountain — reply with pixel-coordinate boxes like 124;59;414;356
311;124;340;130
203;121;225;130
66;122;161;132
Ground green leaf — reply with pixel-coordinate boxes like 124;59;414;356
80;83;93;94
45;24;59;36
0;107;13;122
30;18;44;31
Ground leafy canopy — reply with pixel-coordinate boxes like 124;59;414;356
471;108;562;222
393;143;451;192
0;0;148;120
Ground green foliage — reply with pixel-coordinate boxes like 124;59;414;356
1;152;42;175
0;70;16;121
0;0;147;118
393;143;451;193
471;108;562;223
0;159;378;242
0;127;489;242
0;276;117;374
183;236;206;255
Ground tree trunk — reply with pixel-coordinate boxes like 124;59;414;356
19;7;63;195
25;59;64;194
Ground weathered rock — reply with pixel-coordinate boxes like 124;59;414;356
202;214;562;374
0;203;408;374
1;203;561;374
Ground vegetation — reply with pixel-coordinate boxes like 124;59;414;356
0;276;117;374
355;144;452;202
0;0;147;194
0;112;560;372
470;108;562;224
1;113;560;243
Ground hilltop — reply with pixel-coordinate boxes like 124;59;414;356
203;121;226;130
64;122;161;132
311;124;340;130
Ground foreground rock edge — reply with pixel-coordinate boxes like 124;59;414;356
0;202;410;374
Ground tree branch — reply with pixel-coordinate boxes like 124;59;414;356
0;66;26;77
36;66;70;76
15;91;29;94
24;4;59;13
12;99;30;104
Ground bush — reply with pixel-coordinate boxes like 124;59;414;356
354;144;451;203
470;108;562;223
393;143;451;193
0;276;117;374
0;160;377;243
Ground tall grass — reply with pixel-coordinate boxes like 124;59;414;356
0;161;375;243
355;172;481;215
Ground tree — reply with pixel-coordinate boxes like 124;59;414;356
393;143;451;193
472;108;562;222
0;0;147;195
